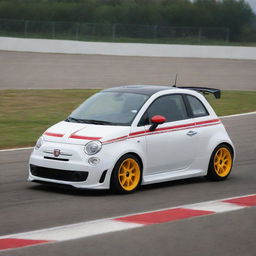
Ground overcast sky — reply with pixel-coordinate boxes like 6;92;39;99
245;0;256;13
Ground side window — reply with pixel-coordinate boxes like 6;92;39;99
141;94;188;125
187;95;209;117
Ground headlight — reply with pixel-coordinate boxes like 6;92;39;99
35;136;43;150
84;141;102;155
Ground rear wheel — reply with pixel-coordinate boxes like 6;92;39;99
110;154;142;194
207;144;233;181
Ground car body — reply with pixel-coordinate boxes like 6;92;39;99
28;85;235;193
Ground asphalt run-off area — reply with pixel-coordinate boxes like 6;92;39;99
0;51;256;90
0;112;255;256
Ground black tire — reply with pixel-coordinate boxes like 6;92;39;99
207;144;233;181
110;154;142;194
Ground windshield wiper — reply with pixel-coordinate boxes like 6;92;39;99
65;117;88;123
66;117;117;125
82;119;116;125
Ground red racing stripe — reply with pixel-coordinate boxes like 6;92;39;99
103;119;221;143
195;119;220;126
103;135;128;144
129;130;146;137
44;132;64;137
69;134;102;140
223;195;256;207
152;122;195;133
0;238;51;250
68;127;101;140
115;208;214;225
129;119;220;138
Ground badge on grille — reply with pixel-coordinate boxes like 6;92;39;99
53;149;61;157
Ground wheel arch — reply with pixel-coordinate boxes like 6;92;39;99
206;142;234;180
207;141;235;167
206;126;235;162
110;151;144;193
114;151;144;173
110;151;144;183
207;141;235;166
219;142;235;158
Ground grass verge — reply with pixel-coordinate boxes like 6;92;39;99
0;89;255;149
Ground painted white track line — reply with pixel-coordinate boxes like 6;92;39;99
0;111;255;153
0;147;33;152
220;111;256;119
0;194;255;251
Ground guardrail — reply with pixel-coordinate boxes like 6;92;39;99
0;19;230;45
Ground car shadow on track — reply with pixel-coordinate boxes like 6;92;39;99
28;182;112;197
27;176;222;197
140;177;210;192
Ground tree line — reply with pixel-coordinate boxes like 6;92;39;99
0;0;255;41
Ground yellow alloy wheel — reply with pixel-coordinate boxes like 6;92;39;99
118;158;141;191
214;147;232;177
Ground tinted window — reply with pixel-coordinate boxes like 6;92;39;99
142;94;188;125
187;95;209;117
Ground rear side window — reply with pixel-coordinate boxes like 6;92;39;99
141;94;188;125
187;95;209;117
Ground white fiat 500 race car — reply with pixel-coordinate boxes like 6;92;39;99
29;85;234;193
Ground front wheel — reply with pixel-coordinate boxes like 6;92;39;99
207;144;233;181
110;154;142;194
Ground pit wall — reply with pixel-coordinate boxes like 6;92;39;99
0;37;256;60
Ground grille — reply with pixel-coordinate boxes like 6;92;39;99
44;156;69;162
30;165;88;182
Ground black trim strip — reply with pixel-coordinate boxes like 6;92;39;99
44;156;69;162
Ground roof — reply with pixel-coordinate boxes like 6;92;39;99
102;85;221;99
102;85;174;96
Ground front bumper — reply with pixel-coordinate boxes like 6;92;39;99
28;141;114;189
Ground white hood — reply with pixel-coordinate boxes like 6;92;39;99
43;121;131;145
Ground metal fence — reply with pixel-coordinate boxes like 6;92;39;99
0;19;230;44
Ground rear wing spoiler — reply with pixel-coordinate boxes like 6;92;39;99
174;86;221;99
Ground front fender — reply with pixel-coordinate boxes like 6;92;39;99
101;136;147;174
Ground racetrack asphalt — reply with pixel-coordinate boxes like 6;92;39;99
0;113;255;256
0;50;256;90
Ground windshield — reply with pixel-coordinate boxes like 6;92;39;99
66;92;149;126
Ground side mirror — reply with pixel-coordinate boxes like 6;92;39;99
149;115;166;131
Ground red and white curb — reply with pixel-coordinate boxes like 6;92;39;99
0;194;255;251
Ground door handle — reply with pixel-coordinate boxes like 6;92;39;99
187;130;197;136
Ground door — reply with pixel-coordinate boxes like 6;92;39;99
185;94;218;159
141;94;199;175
